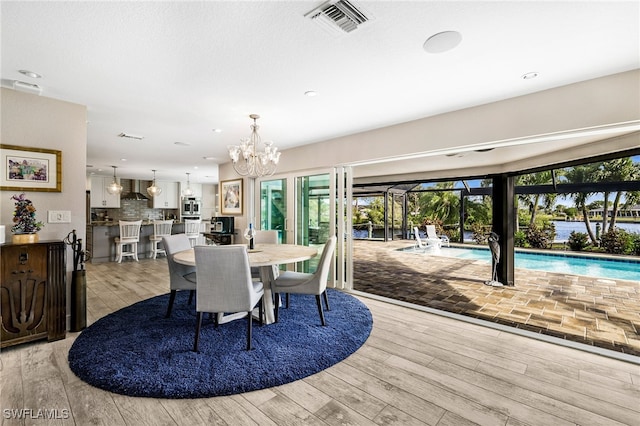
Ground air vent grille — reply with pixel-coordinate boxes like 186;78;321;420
306;0;372;35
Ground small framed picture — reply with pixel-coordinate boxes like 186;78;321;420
220;178;243;215
1;144;62;192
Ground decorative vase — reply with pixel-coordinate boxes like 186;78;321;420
12;233;39;244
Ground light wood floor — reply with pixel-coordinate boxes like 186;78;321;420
1;258;639;425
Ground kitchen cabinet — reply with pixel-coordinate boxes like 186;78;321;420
90;176;121;208
1;241;66;348
150;181;179;208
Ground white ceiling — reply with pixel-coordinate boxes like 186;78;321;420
2;1;639;184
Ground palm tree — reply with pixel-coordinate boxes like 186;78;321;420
564;164;600;244
517;171;557;227
600;158;639;230
421;182;459;225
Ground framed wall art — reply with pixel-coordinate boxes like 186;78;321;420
1;144;62;192
220;178;243;215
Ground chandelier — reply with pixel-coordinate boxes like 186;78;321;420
147;169;162;198
228;114;280;177
106;165;123;195
182;172;194;197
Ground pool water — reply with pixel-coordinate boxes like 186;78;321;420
398;246;640;282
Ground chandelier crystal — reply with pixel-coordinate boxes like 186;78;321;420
182;172;194;197
228;114;280;177
106;165;123;195
147;169;162;198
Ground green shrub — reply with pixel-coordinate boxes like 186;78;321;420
514;230;528;248
526;223;555;249
567;231;590;251
471;223;490;244
600;228;634;255
632;233;640;256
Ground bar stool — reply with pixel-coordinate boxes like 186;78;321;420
115;220;142;263
184;219;202;247
149;219;173;259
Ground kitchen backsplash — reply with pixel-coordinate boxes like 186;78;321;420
91;199;178;222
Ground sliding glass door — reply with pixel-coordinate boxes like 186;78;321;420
257;167;352;290
259;178;286;243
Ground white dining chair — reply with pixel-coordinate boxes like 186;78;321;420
114;220;142;263
149;219;173;259
193;245;264;351
273;235;336;326
162;233;197;318
184;219;202;247
251;230;279;279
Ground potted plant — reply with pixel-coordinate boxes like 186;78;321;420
10;193;44;243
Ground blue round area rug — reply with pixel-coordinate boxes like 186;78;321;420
68;289;372;398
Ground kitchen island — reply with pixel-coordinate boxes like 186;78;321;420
86;221;188;263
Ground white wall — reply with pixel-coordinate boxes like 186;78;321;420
1;88;87;324
219;70;640;226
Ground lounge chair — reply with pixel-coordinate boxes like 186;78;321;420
413;226;440;251
425;225;449;247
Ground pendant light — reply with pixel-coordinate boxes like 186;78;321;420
147;170;162;198
106;165;123;195
182;172;194;197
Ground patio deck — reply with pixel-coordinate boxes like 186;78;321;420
352;239;640;358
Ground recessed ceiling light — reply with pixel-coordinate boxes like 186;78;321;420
19;69;42;78
212;129;222;133
304;90;317;97
522;72;539;80
120;158;127;161
174;142;191;146
203;157;217;160
423;31;462;53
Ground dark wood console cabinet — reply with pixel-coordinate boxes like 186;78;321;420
1;240;66;348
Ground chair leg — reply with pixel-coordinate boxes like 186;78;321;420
188;290;194;305
165;290;177;318
193;311;203;352
274;293;280;323
323;290;330;311
116;243;122;263
258;297;264;326
286;293;290;309
246;311;253;351
315;295;326;326
133;242;139;261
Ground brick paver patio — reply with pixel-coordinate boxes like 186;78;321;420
352;239;640;357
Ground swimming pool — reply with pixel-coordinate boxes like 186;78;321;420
397;246;640;282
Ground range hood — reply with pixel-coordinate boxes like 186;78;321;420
120;179;149;200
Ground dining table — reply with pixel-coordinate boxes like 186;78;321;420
173;243;318;324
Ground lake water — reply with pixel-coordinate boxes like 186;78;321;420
551;221;640;241
354;221;640;241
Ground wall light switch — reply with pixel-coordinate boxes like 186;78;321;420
48;210;71;223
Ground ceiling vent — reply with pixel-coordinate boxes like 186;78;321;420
305;0;373;35
117;132;144;140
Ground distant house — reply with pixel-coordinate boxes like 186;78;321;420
587;205;640;218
